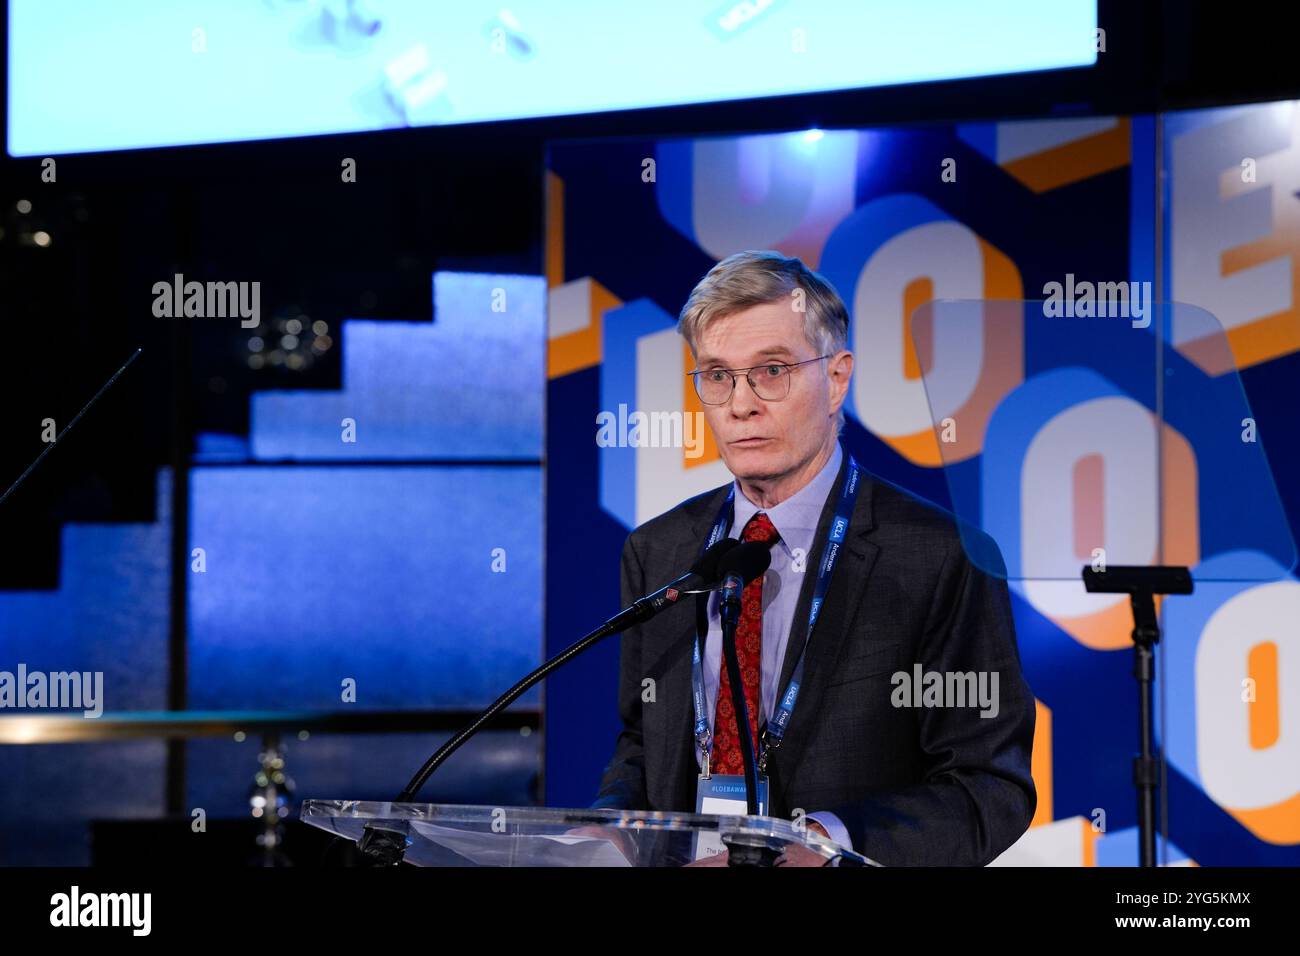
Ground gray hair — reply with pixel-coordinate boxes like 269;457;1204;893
677;250;849;434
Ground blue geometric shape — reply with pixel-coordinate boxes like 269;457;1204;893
1160;550;1293;787
1095;826;1191;867
0;469;173;865
597;298;679;530
251;273;545;460
195;432;252;463
0;468;172;708
188;465;543;709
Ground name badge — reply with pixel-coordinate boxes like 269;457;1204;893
692;773;769;861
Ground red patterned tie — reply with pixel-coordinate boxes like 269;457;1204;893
710;512;780;775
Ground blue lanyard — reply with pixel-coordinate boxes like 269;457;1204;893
691;455;862;774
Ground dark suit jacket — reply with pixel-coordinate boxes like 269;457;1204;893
592;450;1037;866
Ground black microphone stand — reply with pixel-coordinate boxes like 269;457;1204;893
715;546;784;867
353;540;739;865
716;610;785;867
354;613;629;865
1082;565;1193;867
718;605;762;818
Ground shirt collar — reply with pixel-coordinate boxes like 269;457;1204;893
731;441;843;548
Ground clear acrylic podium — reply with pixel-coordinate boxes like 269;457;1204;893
301;800;878;866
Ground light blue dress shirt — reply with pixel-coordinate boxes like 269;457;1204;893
693;440;853;852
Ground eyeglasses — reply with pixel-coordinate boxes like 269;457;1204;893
686;355;832;405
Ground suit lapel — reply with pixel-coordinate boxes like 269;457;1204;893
646;484;731;809
770;458;881;807
773;454;845;698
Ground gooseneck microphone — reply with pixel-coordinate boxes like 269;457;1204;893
716;541;775;820
353;536;742;865
611;537;740;631
719;541;774;630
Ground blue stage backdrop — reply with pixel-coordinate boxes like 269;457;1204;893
543;103;1300;865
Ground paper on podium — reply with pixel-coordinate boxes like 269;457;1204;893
408;820;632;867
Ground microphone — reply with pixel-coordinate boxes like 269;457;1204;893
718;541;774;630
714;541;775;821
613;537;740;629
353;536;746;864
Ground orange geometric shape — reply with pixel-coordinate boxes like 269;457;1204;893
1247;641;1280;750
1073;454;1104;560
902;277;934;381
1161;425;1201;569
1211;204;1300;371
1228;791;1300;845
546;171;565;289
1081;816;1099;867
1055;422;1200;651
1030;697;1054;829
547;278;621;379
1001;118;1131;194
681;340;721;469
894;244;1024;467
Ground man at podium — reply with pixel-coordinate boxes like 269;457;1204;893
592;250;1037;866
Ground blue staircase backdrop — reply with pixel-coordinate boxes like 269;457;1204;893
0;272;547;863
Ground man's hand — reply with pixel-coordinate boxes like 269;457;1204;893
776;843;834;866
772;818;836;866
683;819;836;867
683;848;730;866
685;845;832;866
